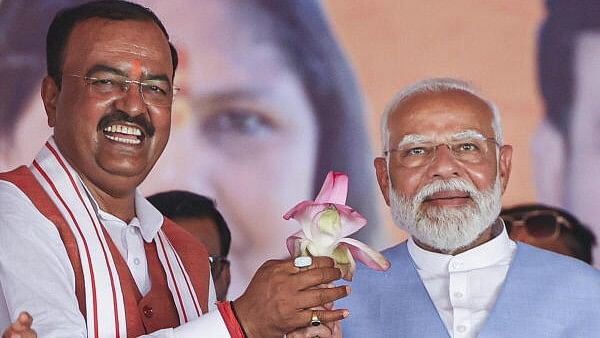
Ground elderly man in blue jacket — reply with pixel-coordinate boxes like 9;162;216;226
339;78;600;337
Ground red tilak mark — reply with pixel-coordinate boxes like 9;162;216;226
131;59;142;79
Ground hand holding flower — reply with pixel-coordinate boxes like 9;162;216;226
285;171;390;281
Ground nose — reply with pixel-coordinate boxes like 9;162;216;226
426;144;462;179
115;82;147;116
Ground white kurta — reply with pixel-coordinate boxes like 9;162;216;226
407;227;517;338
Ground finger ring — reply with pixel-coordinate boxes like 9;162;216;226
294;256;312;268
310;311;321;326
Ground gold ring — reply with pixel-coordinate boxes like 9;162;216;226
310;311;321;326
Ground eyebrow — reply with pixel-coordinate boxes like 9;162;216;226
85;64;127;78
397;134;432;147
196;88;265;105
85;64;171;85
396;129;486;148
450;130;486;141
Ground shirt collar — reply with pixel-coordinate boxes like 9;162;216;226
80;183;163;244
407;220;516;273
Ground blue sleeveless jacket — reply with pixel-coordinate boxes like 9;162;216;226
339;242;600;337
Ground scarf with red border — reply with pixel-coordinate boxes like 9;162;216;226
31;139;203;337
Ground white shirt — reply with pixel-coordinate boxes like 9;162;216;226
407;226;516;338
0;179;231;337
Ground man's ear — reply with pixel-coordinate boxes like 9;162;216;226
374;157;391;206
41;76;59;127
498;144;513;194
531;119;565;206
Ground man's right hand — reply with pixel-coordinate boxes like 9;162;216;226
233;256;350;338
2;312;36;338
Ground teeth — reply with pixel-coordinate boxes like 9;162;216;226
103;124;142;136
105;134;141;145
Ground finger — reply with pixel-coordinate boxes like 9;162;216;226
309;256;336;269
290;256;336;273
298;285;350;309
295;267;342;289
286;324;333;338
303;308;349;327
332;320;342;338
10;312;33;332
304;324;334;338
17;312;32;327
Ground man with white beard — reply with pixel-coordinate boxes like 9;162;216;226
338;78;600;337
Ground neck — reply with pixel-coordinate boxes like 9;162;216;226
79;174;136;223
414;218;503;255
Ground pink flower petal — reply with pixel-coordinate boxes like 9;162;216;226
314;171;348;205
338;238;391;271
283;200;315;220
284;202;330;238
333;204;368;237
286;231;306;257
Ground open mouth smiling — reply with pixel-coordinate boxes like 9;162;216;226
102;123;144;145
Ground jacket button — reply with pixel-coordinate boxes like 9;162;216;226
142;305;153;318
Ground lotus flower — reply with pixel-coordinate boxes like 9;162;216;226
284;171;390;280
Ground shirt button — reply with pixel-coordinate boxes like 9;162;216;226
133;258;141;265
142;305;153;318
453;291;463;298
457;325;467;333
451;261;462;270
129;227;136;234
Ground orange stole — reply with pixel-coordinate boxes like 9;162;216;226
0;166;210;336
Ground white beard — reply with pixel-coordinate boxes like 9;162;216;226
389;176;502;252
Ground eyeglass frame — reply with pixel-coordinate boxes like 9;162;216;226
501;210;572;241
208;255;230;279
65;74;180;107
383;136;500;168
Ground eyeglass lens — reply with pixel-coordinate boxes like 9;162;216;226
504;214;559;239
524;214;558;238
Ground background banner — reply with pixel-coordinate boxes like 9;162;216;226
1;1;597;297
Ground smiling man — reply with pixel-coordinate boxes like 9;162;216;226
0;1;348;337
337;78;600;337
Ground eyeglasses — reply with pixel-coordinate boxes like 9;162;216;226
66;74;180;107
209;255;230;279
502;210;572;240
384;137;499;168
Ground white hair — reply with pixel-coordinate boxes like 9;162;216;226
380;78;504;153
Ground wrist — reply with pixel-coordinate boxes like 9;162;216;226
217;301;247;338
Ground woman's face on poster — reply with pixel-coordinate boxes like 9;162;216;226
565;32;600;226
141;0;319;292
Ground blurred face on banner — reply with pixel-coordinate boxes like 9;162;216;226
533;32;600;266
141;0;318;296
565;33;600;234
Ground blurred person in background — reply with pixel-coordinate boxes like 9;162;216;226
148;190;232;301
0;0;86;167
533;0;600;267
501;203;596;265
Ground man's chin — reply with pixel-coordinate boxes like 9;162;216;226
413;229;481;253
410;209;485;252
